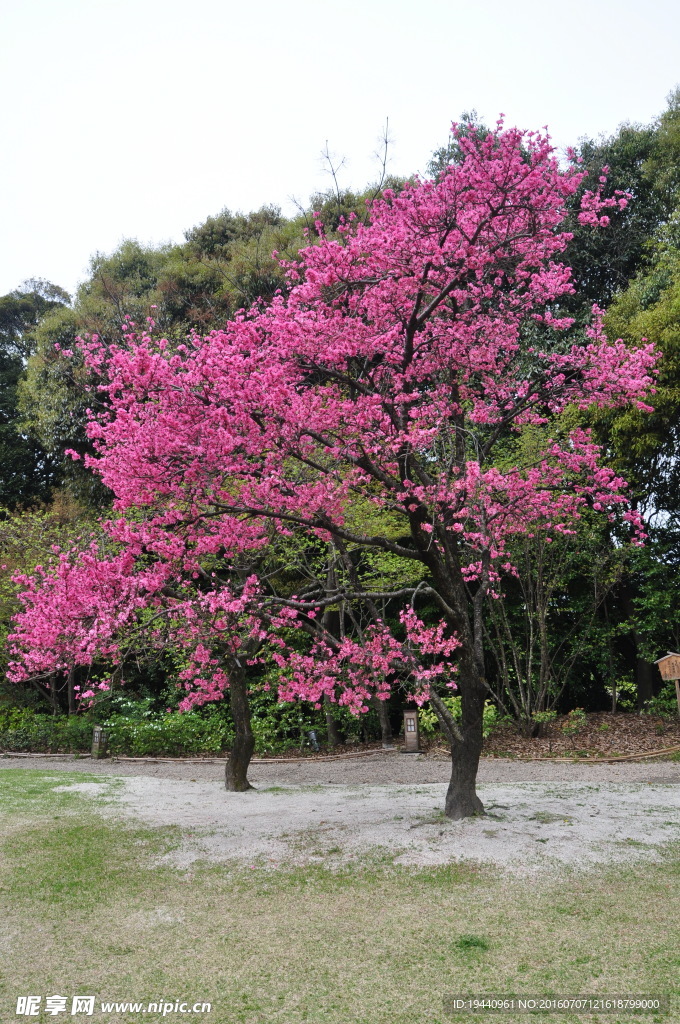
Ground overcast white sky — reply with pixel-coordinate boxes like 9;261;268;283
1;0;679;299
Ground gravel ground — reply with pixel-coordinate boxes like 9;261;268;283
1;751;679;785
4;753;680;877
46;774;680;877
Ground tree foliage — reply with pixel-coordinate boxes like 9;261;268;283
0;281;69;507
5;96;680;770
7;122;655;817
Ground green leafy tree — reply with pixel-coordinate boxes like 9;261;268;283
0;281;69;508
597;206;680;692
427;111;490;178
563;124;663;315
563;90;680;320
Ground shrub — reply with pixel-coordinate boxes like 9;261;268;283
247;687;383;754
419;697;500;740
0;709;93;753
643;684;680;720
0;706;233;757
102;709;233;757
561;707;587;736
0;690;386;758
605;676;637;711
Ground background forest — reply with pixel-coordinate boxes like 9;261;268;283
2;96;680;757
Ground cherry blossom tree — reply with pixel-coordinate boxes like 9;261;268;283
9;121;656;816
8;539;454;788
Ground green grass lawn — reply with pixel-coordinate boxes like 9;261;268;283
0;770;678;1023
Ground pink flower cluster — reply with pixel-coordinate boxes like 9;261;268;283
274;610;460;714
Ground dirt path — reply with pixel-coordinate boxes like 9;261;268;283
2;751;679;785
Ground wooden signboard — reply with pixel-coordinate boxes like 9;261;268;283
656;653;680;681
654;654;680;716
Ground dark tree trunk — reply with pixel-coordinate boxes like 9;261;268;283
373;695;394;747
324;694;342;747
225;663;255;792
445;673;486;820
620;585;658;709
50;675;59;716
420;565;486;818
67;666;77;716
635;657;656;710
419;545;487;819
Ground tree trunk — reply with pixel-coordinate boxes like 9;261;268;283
324;695;342;747
445;677;485;820
224;663;255;792
373;695;394;747
635;657;656;710
67;666;77;716
50;675;59;716
620;586;657;709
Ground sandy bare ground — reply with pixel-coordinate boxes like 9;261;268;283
3;750;680;784
5;753;676;877
46;776;679;876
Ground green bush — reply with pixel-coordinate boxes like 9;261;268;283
0;706;233;757
561;707;587;736
605;676;637;711
101;709;233;757
0;708;34;730
643;684;680;720
250;690;333;755
0;690;386;758
418;697;500;740
247;685;384;754
0;709;93;753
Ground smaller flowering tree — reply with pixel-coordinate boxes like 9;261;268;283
8;547;157;710
7;539;264;787
8;529;453;788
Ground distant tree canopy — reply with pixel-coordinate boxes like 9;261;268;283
14;183;400;506
0;280;70;508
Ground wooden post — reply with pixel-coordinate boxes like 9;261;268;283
403;710;420;752
91;726;108;759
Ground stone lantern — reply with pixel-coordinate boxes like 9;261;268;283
403;709;420;752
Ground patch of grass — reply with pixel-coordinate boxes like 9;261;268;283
0;770;678;1024
531;811;571;824
5;817;178;910
411;811;448;827
455;934;490;951
0;769;114;816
